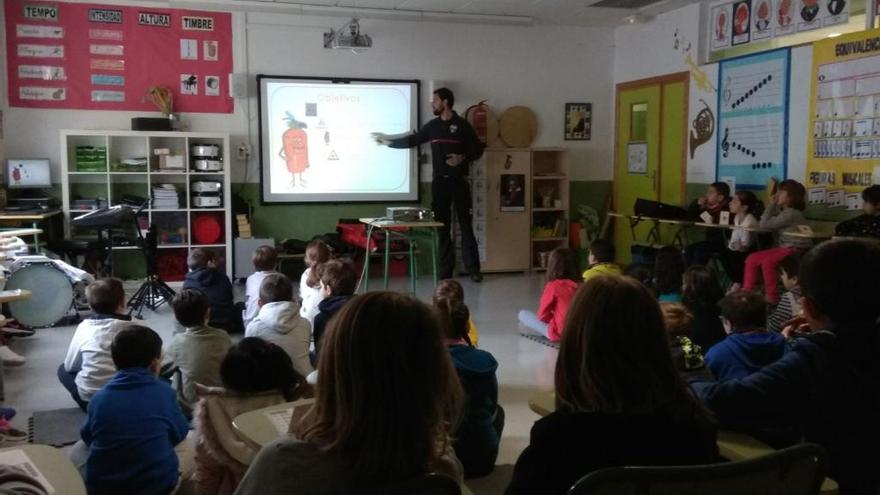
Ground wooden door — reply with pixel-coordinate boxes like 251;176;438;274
613;74;688;263
483;150;530;272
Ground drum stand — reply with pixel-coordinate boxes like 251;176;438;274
128;224;176;318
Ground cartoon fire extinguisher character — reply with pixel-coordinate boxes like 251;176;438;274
11;165;21;185
280;112;309;188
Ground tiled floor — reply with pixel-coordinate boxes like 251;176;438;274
3;272;557;494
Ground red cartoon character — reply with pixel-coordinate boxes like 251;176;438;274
279;112;309;188
778;0;793;26
11;165;21;185
734;3;750;34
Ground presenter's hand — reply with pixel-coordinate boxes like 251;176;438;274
371;132;392;145
446;154;464;167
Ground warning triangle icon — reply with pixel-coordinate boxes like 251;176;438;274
328;149;339;160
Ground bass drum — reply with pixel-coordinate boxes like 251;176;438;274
5;263;74;328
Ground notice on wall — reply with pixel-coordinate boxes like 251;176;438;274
716;48;790;189
808;28;880;192
4;0;233;112
709;0;848;53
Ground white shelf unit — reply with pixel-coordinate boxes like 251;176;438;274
60;130;232;277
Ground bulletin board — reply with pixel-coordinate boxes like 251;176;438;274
716;48;790;189
808;28;880;201
4;0;233;113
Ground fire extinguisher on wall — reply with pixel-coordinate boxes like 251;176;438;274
465;100;490;145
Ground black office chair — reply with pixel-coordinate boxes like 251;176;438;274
358;472;461;495
568;443;827;495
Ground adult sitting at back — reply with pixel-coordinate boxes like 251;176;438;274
690;238;880;495
506;276;718;495
235;291;464;494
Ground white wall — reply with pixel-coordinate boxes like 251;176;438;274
0;8;615;183
613;2;812;186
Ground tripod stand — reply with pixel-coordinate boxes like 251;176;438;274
128;215;176;318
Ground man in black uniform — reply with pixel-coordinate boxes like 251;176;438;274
372;88;484;282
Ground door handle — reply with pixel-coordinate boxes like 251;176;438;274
649;169;657;192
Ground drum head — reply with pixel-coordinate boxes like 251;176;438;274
6;264;74;328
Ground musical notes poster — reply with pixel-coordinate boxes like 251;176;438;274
716;48;790;189
808;28;880;192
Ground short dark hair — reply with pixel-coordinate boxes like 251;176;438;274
318;260;357;296
259;273;293;303
252;245;278;272
188;248;215;270
589;239;615;263
719;291;767;331
87;278;126;315
682;265;725;311
710;181;731;198
800;238;880;324
221;337;302;401
862;185;880;206
778;252;801;279
547;247;581;283
624;263;653;289
111;325;162;369
433;88;454;108
653;246;686;296
171;289;209;327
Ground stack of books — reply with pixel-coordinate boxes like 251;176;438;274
237;214;252;238
152;184;180;210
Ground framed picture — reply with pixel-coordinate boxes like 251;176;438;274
500;174;525;212
564;103;592;140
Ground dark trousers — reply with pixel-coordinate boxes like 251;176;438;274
57;364;89;412
432;177;480;278
719;249;749;284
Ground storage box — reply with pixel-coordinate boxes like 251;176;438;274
75;146;107;171
159;154;184;169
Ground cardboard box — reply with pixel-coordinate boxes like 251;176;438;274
159;154;185;169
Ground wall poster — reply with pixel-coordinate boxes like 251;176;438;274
5;0;233;112
716;48;790;189
808;28;880;193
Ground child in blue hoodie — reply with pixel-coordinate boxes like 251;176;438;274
81;325;189;495
183;248;241;333
312;260;357;359
435;297;502;479
705;291;786;381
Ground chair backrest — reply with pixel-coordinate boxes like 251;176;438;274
358;472;461;495
568;443;826;495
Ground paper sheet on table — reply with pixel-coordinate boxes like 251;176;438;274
264;409;293;436
0;449;56;494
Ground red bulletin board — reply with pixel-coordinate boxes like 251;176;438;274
5;0;233;113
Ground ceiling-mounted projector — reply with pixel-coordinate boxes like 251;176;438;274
324;18;372;51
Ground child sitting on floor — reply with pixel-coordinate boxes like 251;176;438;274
162;288;231;417
184;248;241;333
767;253;802;333
682;266;727;350
581;239;622;283
743;179;811;305
835;184;880;238
193;338;305;495
653;246;686;302
243;246;277;328
518;247;581;343
299;240;331;325
436;298;502;479
82;325;189;495
434;279;479;346
245;273;313;379
661;302;712;380
705;291;786;381
312;260;357;357
60;278;135;411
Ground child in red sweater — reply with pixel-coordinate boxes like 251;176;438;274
518;247;581;342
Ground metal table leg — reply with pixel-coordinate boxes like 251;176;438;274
408;234;417;295
383;230;390;289
431;227;439;287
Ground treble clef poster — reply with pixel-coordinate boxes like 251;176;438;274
716;47;790;189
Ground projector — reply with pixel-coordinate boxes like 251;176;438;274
386;207;433;222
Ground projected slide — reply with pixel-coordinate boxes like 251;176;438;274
259;76;419;203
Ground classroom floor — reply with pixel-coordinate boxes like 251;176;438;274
2;272;556;494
